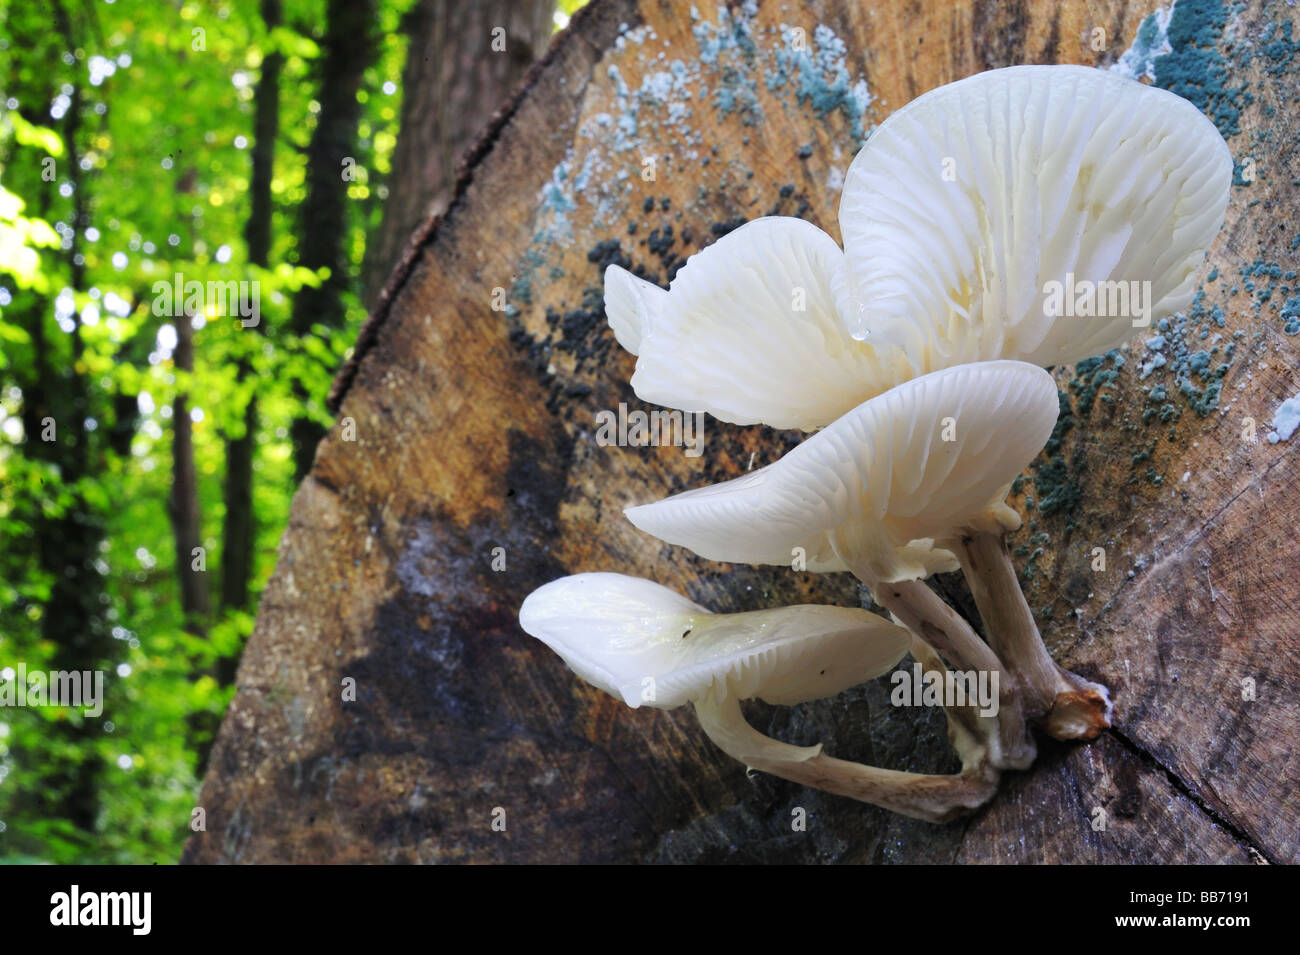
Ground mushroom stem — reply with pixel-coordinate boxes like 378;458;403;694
945;530;1113;741
870;577;1001;675
842;563;1035;770
906;634;1014;770
692;691;998;824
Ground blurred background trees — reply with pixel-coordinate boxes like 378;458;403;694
0;0;575;863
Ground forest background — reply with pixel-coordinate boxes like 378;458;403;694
0;0;575;864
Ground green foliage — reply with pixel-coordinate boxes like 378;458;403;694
556;0;590;25
0;0;416;863
0;185;60;292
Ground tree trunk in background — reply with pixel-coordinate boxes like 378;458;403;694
218;382;257;617
21;292;106;833
188;0;1300;864
220;0;283;622
288;0;379;481
169;312;209;629
16;0;115;836
361;0;555;310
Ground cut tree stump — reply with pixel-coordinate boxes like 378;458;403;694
183;0;1299;863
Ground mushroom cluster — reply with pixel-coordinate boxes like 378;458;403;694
520;65;1231;821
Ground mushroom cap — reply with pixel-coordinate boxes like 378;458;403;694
602;265;660;356
602;68;1229;434
625;361;1058;581
518;573;910;709
604;217;908;431
838;65;1232;366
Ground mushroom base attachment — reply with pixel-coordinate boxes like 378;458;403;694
948;531;1114;741
1043;679;1113;741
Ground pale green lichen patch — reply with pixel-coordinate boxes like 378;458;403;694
1014;0;1300;604
508;5;877;375
764;23;873;144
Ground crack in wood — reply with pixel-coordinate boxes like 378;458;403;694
1106;726;1277;864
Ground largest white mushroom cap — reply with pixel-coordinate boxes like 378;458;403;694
625;361;1059;582
838;65;1232;367
603;217;910;431
518;572;910;709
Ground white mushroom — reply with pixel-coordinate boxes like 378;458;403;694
604;66;1230;429
838;64;1232;363
603;217;910;431
554;64;1233;818
625;361;1067;766
519;572;999;822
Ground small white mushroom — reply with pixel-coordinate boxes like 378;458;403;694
603;217;910;431
519;573;998;822
626;361;1066;766
838;65;1232;363
625;362;1060;586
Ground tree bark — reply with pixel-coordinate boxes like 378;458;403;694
361;0;556;311
187;0;1299;864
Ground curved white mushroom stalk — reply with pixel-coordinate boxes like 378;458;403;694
519;573;999;821
603;217;913;431
693;691;997;825
838;65;1232;366
827;537;1036;771
694;632;1002;824
905;633;1001;769
849;563;1034;771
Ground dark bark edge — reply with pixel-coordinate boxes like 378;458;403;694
327;0;619;414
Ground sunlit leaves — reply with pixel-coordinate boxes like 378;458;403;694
3;110;65;157
0;185;60;292
267;25;322;60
